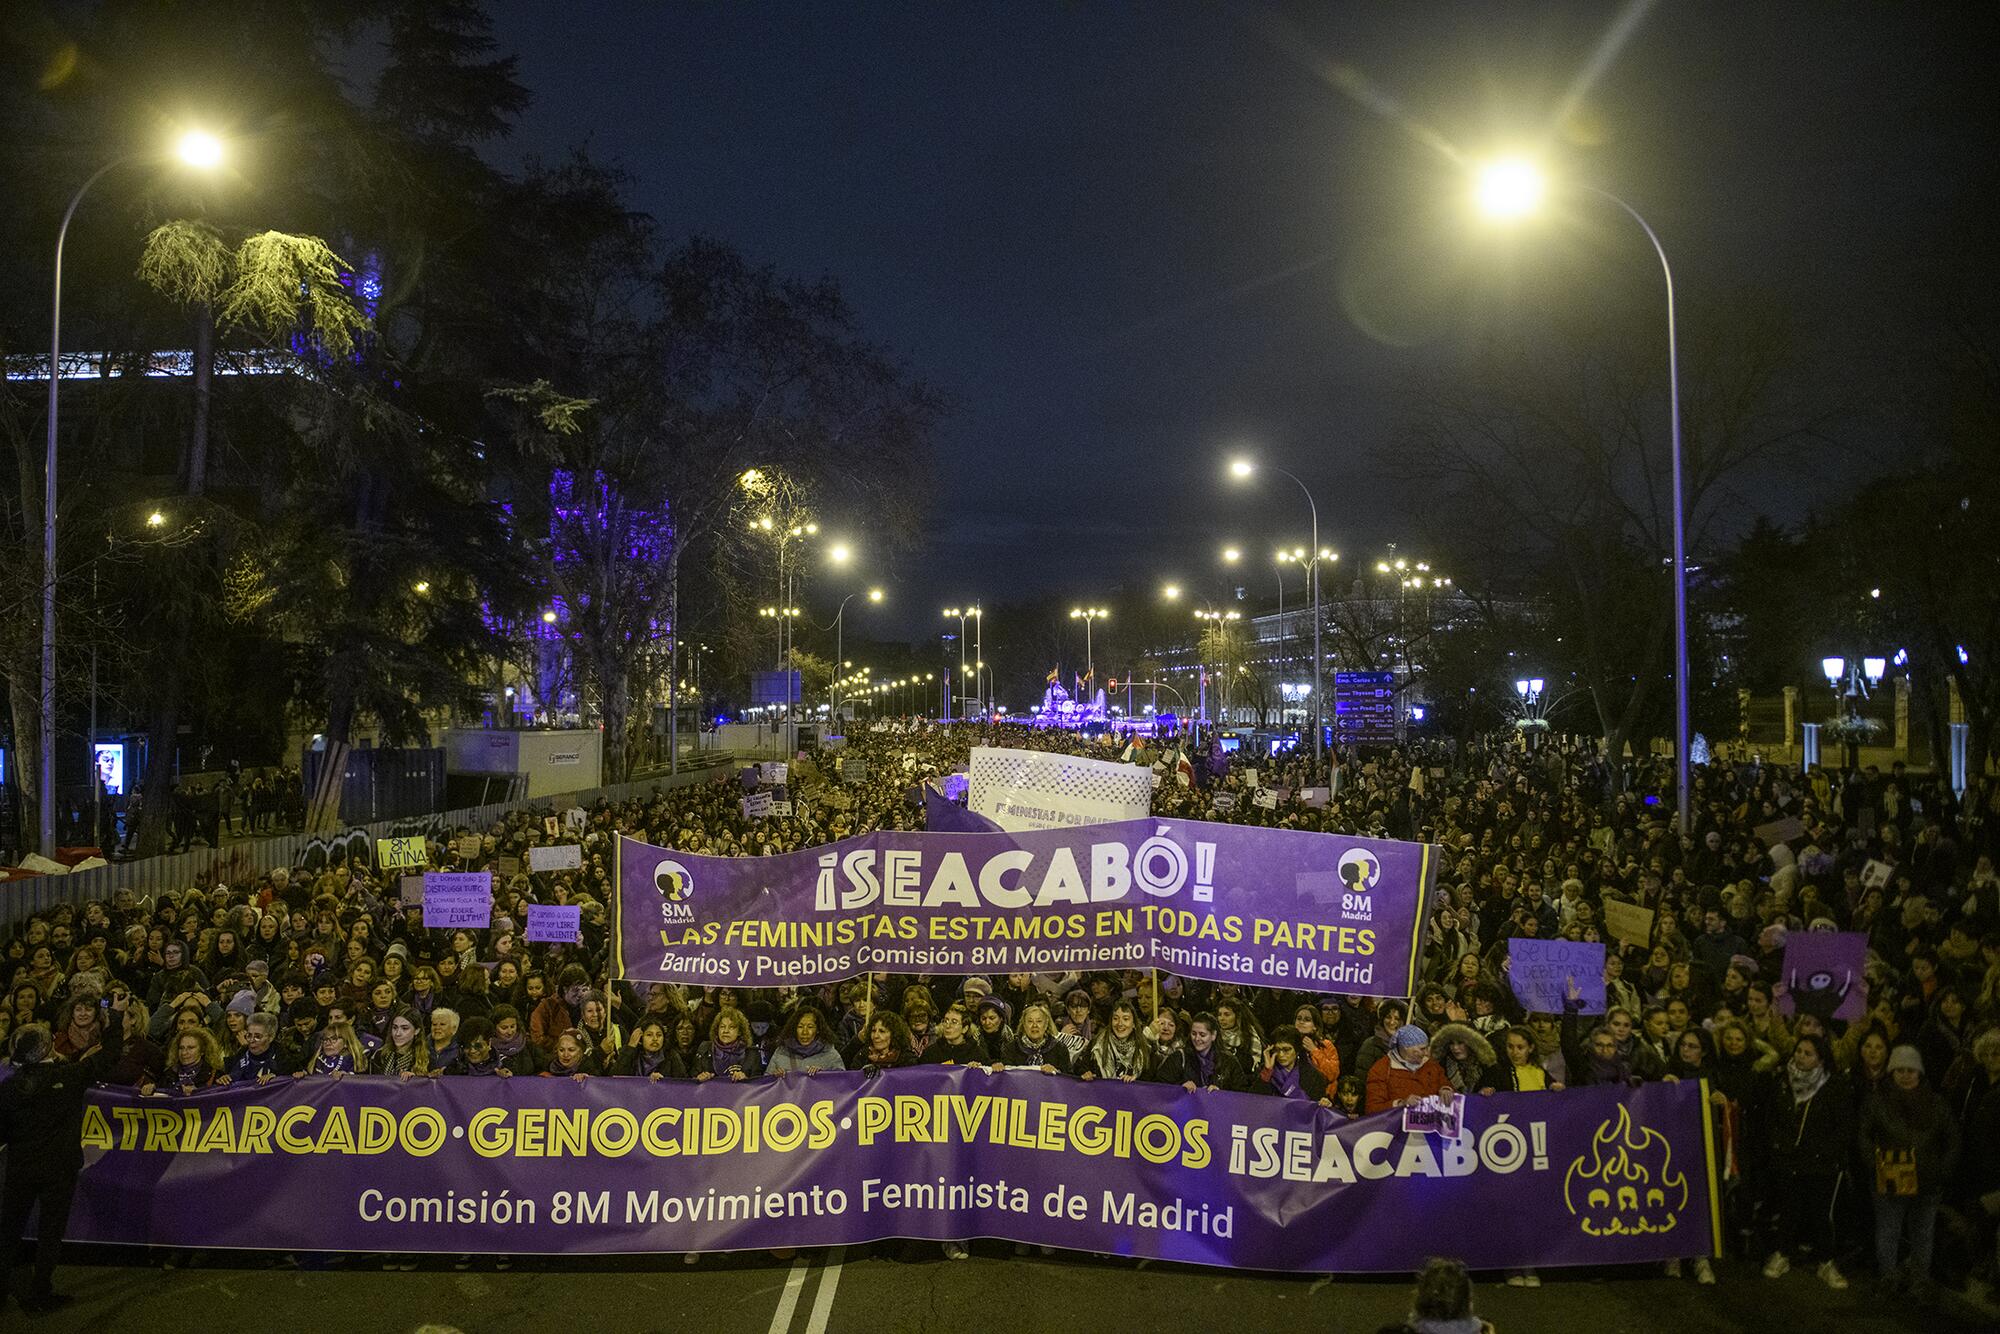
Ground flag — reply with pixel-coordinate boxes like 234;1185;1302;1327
1046;667;1059;684
1175;748;1194;789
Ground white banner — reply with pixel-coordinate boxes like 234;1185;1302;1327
528;844;583;872
967;745;1153;833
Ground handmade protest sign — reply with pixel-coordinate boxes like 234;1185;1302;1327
454;835;482;861
66;1072;1718;1272
1509;938;1605;1015
1860;859;1893;890
376;836;426;871
1253;790;1278;811
1776;931;1868;1021
525;903;582;944
616;820;1436;996
1402;1093;1465;1140
759;761;789;786
398;876;425;907
741;792;773;821
1601;899;1655;949
968;746;1152;832
1754;816;1804;846
422;872;493;929
529;844;583;873
497;855;522;879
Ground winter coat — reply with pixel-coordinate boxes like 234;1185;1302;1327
1758;1067;1854;1179
1254;1058;1329;1102
1431;1023;1495;1093
1858;1082;1960;1197
1155;1044;1248;1091
1366;1056;1448;1114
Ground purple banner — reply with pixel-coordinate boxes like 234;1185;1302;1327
55;1070;1718;1270
526;903;582;944
614;821;1437;996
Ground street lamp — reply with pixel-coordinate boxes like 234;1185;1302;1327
944;606;981;722
825;587;882;723
40;129;224;853
1474;156;1690;834
1228;458;1326;768
1069;607;1107;680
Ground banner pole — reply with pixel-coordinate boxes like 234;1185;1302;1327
1151;968;1160;1023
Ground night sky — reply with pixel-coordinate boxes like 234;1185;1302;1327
486;1;1996;637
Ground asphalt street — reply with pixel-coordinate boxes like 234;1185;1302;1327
18;1247;1998;1334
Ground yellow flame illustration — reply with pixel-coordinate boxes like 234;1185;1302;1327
1563;1105;1688;1238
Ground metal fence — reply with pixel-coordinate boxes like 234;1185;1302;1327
0;760;735;933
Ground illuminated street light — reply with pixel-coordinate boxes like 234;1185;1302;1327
146;511;166;528
1161;584;1181;601
541;610;558;624
1220;546;1241;564
1472;153;1691;833
1227;455;1327;763
1069;606;1107;679
39;128;226;856
828;542;851;564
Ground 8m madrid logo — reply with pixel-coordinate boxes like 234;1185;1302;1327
653;859;696;922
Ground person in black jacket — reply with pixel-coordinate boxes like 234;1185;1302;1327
996;1003;1071;1075
921;1005;988;1067
1254;1025;1331;1104
1756;1032;1854;1289
1177;1013;1248;1092
613;1019;688;1080
0;992;128;1314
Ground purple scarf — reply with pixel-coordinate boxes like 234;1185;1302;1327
312;1050;355;1074
1194;1045;1217;1085
709;1040;746;1075
171;1061;208;1089
1268;1060;1304;1099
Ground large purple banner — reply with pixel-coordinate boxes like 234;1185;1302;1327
58;1071;1719;1270
614;821;1436;996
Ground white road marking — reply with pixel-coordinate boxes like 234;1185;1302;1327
767;1257;812;1334
802;1248;845;1334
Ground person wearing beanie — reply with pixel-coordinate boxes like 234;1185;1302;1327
225;989;258;1019
1366;1025;1449;1114
1757;1032;1853;1288
1860;1044;1960;1295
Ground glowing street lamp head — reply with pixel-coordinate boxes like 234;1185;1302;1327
176;130;224;170
1475;158;1546;220
541;610;558;624
867;587;883;602
1221;546;1241;564
1228;458;1255;480
146;510;166;527
828;542;851;565
1162;584;1181;601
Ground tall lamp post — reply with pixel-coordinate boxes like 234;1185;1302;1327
41;130;224;854
824;586;882;723
1069;607;1107;681
943;606;979;722
1228;460;1328;769
1474;157;1689;833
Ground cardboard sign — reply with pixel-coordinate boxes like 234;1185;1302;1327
525;903;582;944
398;875;426;907
1509;938;1606;1015
1754;816;1805;846
454;835;483;861
1212;792;1237;812
497;855;522;879
422;872;492;928
529;844;583;873
1241;768;1259;790
742;792;774;821
564;807;588;833
771;801;794;817
544;816;560;837
1860;859;1893;890
1601;898;1656;949
376;836;427;871
759;761;789;786
1589;827;1614;853
1252;789;1279;811
1301;787;1329;809
841;758;868;784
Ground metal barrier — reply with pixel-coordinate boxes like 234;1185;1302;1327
1;759;739;932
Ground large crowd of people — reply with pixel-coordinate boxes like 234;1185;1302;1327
4;720;1999;1306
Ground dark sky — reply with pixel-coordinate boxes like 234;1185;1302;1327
485;0;1995;639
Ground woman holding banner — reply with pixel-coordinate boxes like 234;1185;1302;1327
1255;1026;1331;1105
612;1018;688;1079
997;1002;1071;1075
1081;1002;1154;1082
767;1006;844;1076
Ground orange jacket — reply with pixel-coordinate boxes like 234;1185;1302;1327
1365;1054;1447;1114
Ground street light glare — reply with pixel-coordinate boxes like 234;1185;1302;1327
1162;584;1181;600
146;510;166;527
867;587;883;602
1475;158;1545;220
828;542;851;564
176;130;224;170
1228;458;1254;479
541;610;558;624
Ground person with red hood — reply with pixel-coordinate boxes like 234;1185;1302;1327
1367;1024;1449;1113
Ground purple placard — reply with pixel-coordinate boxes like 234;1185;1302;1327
422;871;493;928
615;820;1436;996
1776;931;1868;1021
1509;938;1606;1015
526;903;582;944
64;1069;1716;1271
